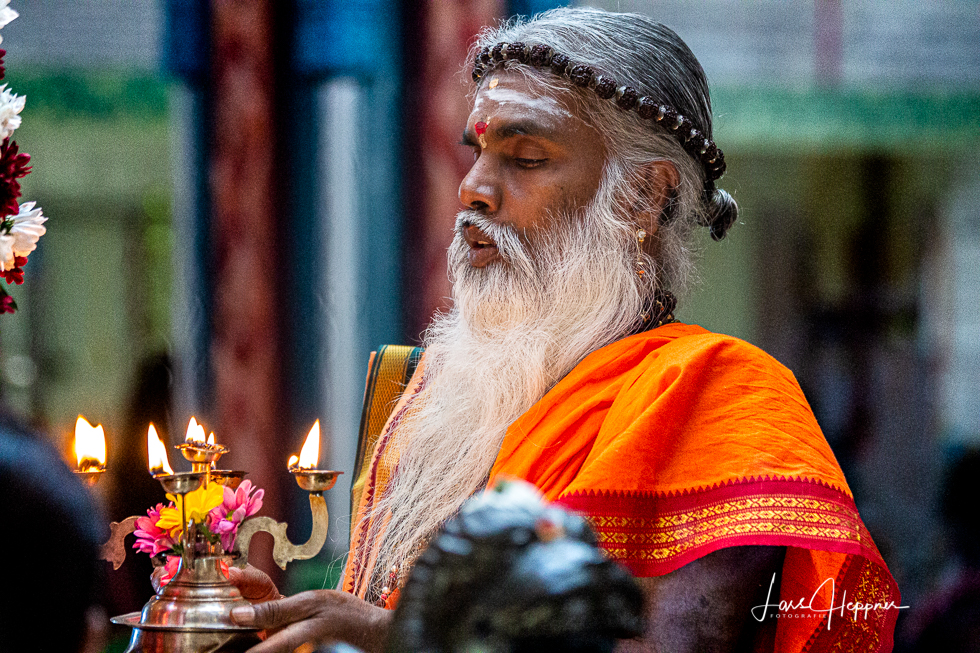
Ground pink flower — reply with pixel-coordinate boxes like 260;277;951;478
158;555;181;587
208;480;264;552
133;502;176;556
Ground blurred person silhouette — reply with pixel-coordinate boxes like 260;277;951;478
106;352;175;618
0;414;107;652
900;448;980;653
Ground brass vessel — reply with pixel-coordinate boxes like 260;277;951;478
112;555;261;653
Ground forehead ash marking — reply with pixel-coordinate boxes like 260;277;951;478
474;86;574;121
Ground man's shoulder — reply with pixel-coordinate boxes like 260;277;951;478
609;322;797;383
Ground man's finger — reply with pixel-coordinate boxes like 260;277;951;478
231;593;320;629
236;621;325;653
227;566;280;603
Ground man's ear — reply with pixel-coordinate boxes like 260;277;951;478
633;160;680;236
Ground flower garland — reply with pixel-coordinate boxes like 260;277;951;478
133;479;265;586
0;1;46;315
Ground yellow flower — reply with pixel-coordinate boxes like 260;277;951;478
156;483;225;537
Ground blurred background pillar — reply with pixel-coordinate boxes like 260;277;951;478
207;0;289;574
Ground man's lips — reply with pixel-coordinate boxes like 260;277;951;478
462;223;500;268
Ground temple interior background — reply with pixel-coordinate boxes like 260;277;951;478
0;1;976;650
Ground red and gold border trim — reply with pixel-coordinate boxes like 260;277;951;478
802;552;899;653
556;476;883;578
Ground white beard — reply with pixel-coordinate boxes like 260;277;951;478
366;171;654;593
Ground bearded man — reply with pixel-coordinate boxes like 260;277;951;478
229;8;901;652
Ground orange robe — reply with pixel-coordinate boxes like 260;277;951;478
344;323;901;652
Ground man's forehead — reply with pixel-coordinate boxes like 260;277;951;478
468;74;582;135
473;83;572;119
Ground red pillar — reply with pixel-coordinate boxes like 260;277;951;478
209;0;285;576
405;0;505;337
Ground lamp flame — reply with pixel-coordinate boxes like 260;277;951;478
74;416;106;472
291;421;320;470
288;454;299;469
207;432;215;446
147;424;174;476
185;417;206;444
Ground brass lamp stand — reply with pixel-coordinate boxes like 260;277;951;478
102;435;340;653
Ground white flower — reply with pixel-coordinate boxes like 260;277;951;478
0;1;17;44
0;85;25;140
1;202;46;269
0;232;13;271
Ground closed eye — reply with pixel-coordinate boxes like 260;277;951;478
515;158;546;169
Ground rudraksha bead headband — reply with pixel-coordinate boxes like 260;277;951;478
471;41;726;184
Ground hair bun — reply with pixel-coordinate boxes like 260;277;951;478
705;186;738;241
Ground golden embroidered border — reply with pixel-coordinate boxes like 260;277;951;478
804;553;896;653
588;492;863;563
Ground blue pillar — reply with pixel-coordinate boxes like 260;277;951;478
291;0;404;558
163;0;213;424
508;0;566;19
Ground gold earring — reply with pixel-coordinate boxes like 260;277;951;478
636;229;648;276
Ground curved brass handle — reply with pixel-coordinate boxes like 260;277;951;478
100;515;140;570
233;493;329;570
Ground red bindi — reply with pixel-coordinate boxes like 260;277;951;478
474;119;491;148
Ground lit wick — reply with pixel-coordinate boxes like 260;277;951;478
175;417;228;481
147;422;203;543
147;424;174;477
74;415;107;486
288;421;341;494
289;420;321;471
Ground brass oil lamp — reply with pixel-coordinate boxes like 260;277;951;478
99;419;340;653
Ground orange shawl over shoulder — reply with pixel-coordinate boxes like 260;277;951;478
346;323;901;652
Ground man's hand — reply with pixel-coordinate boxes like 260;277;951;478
231;589;393;653
228;565;283;604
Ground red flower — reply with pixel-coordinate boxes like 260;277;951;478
0;139;31;218
0;49;6;81
1;267;22;284
0;291;15;314
1;255;26;284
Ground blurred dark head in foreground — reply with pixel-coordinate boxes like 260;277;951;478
386;479;644;653
942;448;980;568
0;417;106;652
899;448;980;652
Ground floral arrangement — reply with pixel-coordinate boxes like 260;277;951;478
0;1;46;315
133;479;264;586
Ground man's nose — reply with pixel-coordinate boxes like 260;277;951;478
458;158;501;213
